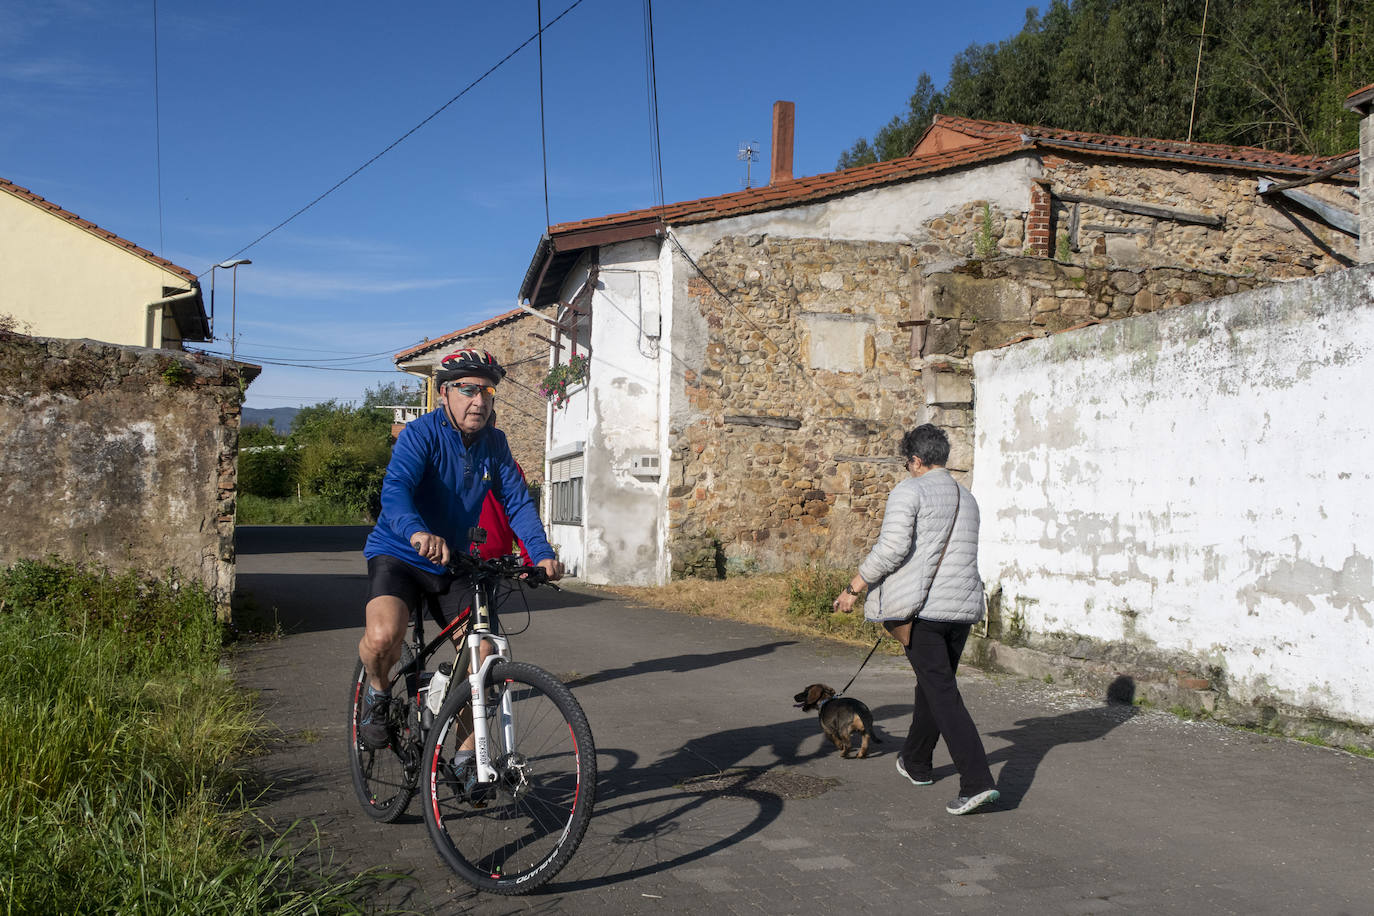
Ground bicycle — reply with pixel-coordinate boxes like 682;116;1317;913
347;542;596;894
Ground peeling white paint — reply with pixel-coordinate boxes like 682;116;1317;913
974;266;1374;726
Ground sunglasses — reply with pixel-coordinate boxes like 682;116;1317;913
448;383;496;398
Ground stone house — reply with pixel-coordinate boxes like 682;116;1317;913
1;177;211;350
517;105;1357;586
392;304;555;479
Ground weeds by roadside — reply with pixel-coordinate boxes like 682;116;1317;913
238;493;369;525
0;559;378;914
601;565;895;652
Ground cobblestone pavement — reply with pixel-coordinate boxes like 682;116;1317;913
235;526;1374;915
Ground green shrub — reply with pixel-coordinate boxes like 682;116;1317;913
786;564;886;642
300;452;385;518
238;446;300;499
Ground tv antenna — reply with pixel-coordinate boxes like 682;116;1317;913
738;140;760;188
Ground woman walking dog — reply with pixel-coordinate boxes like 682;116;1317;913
831;424;1000;815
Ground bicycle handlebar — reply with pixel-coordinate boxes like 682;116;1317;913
445;550;559;590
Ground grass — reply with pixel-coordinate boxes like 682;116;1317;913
600;565;893;651
0;559;378;914
238;493;367;525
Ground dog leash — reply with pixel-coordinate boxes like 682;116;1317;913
836;636;884;697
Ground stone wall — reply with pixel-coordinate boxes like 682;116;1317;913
0;334;245;614
669;236;925;574
1041;156;1356;275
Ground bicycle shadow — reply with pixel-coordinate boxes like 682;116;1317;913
543;713;829;892
562;641;797;690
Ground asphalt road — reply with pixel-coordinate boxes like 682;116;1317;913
233;525;1374;915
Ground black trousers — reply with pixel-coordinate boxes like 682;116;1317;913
899;618;996;797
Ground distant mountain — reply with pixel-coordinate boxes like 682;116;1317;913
242;406;300;430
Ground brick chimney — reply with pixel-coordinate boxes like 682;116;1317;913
1344;83;1374;264
770;100;795;184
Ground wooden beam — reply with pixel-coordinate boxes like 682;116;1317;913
1054;191;1223;227
723;415;801;430
1258;155;1359;194
528;333;563;350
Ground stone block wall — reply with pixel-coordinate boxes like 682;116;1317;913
1040;156;1356;275
0;334;246;614
670;236;928;573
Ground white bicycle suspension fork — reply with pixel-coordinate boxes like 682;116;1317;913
466;585;510;784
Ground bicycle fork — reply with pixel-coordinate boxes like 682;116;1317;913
463;587;516;787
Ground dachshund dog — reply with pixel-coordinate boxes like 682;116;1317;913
793;684;881;759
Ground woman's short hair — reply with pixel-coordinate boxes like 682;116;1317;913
900;424;950;467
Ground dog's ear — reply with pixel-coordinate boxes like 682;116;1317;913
807;685;826;706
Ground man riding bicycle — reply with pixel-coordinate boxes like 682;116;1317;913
358;347;564;749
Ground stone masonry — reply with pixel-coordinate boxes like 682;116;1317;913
0;333;247;615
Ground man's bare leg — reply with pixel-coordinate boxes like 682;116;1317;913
359;595;409;691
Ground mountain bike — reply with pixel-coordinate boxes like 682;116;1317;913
347;544;596;895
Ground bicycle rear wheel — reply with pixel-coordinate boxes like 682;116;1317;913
422;660;596;894
347;647;419;823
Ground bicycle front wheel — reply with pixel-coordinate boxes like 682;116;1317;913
422;661;596;894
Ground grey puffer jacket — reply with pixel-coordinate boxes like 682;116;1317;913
858;468;984;625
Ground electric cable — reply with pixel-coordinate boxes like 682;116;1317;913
201;0;590;277
537;0;551;228
642;0;665;209
152;0;165;255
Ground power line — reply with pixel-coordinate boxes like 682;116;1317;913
151;0;164;255
642;0;665;209
536;0;551;228
202;0;590;277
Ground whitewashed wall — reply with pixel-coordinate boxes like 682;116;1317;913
547;239;666;585
973;267;1374;726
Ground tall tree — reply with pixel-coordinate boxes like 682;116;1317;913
838;0;1371;168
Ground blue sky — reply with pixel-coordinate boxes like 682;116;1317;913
2;0;1044;409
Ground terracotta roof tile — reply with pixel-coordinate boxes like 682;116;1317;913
393;306;534;362
926;114;1355;177
547;135;1032;237
0;176;198;285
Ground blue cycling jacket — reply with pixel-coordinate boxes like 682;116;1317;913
363;408;554;573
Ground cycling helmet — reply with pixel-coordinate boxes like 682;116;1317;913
435;348;506;386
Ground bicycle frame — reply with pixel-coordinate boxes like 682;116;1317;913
462;572;517;785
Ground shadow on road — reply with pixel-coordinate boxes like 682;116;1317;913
548;713;826;892
562;641;797;690
984;697;1137;809
236;571;607;636
236;525;371;555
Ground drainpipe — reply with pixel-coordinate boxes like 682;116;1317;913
145;288;198;349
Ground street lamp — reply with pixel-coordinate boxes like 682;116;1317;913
210;259;252;363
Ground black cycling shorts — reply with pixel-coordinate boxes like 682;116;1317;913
366;554;492;630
